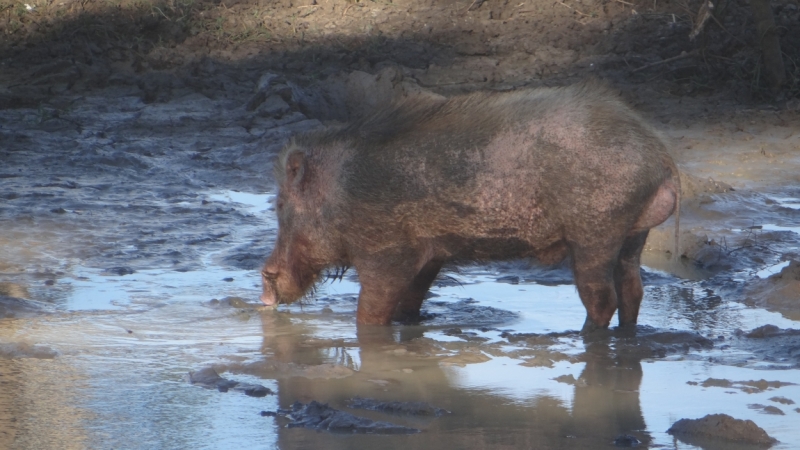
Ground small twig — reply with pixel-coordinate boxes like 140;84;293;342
342;3;353;17
614;0;635;6
706;54;735;63
466;0;486;11
688;0;713;40
632;49;699;73
622;57;633;69
709;13;748;46
557;1;589;16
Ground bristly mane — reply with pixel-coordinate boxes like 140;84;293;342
273;93;448;184
274;79;640;183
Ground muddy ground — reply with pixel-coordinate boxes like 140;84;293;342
1;0;800;448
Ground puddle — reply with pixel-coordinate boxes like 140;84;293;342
206;191;275;217
757;261;792;279
642;361;800;448
770;197;800;210
3;225;800;448
763;223;800;235
59;264;262;310
445;358;582;406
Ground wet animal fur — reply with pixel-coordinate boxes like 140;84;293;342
267;80;681;328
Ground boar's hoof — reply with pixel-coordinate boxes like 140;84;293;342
580;316;614;337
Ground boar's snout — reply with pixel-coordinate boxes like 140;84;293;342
260;287;279;307
260;265;281;307
259;259;313;307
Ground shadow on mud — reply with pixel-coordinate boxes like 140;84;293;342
2;0;799;112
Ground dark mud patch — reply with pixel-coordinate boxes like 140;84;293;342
103;266;136;276
692;378;797;394
487;259;679;288
207;296;263;310
744;261;800;321
606;327;715;359
418;298;519;328
188;366;273;397
441;327;490;343
220;247;271;271
553;374;581;386
732;325;800;368
647;202;800;282
748;404;786;415
768;396;796;405
346;396;450;417
743;325;800;339
0;294;52;318
502;326;714;360
668;414;777;448
240;361;355;380
268;401;420;435
488;260;575;286
0;342;58;359
613;434;642;447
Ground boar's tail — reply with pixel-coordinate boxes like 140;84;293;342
671;163;681;261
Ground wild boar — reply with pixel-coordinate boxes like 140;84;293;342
260;81;680;332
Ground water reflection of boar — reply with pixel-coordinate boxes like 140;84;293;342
260;82;680;332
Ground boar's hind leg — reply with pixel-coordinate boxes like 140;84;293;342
615;231;649;329
355;256;442;326
570;243;620;333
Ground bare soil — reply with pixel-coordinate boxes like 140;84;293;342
1;0;799;106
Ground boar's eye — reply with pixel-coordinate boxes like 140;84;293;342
277;200;284;211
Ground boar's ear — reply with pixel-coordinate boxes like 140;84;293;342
285;151;306;188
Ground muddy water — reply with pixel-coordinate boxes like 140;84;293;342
2;86;800;449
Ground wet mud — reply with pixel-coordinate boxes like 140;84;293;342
188;366;273;397
346;397;450;418
1;15;800;448
268;400;422;435
668;414;777;448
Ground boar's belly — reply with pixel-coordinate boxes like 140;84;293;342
435;233;566;263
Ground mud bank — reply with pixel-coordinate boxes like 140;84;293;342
668;413;777;448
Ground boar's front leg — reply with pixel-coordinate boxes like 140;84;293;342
393;259;444;323
614;231;649;329
570;242;621;333
354;251;441;326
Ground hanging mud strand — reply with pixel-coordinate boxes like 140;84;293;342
298;282;319;305
325;266;350;283
438;274;464;288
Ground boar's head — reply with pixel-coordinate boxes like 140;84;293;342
260;142;345;307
